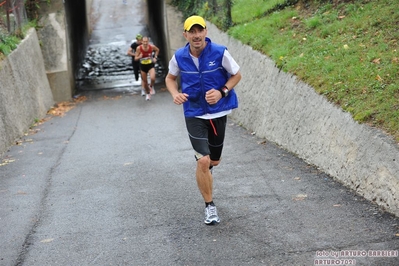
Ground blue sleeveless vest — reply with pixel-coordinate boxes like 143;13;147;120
175;37;238;117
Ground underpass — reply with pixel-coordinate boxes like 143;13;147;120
75;0;167;94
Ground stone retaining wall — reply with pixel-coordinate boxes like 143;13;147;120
0;28;54;156
164;5;399;216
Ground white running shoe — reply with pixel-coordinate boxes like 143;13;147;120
149;85;156;95
145;94;151;101
141;89;145;96
204;205;220;225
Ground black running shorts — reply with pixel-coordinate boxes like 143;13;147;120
185;115;227;161
140;62;154;73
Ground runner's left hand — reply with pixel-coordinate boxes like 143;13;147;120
205;89;222;105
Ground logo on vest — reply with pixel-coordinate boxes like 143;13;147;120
208;61;216;66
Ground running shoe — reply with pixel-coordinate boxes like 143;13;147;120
141;89;145;96
145;94;151;101
149;85;156;95
204;204;220;225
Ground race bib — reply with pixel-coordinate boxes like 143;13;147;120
140;57;152;65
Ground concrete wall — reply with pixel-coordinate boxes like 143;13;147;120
164;1;185;61
86;0;94;35
36;0;90;102
0;28;54;156
164;5;399;216
36;0;72;102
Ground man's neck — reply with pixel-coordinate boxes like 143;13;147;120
189;41;207;58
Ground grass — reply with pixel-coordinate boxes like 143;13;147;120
231;0;287;24
0;32;20;59
212;0;399;142
0;21;37;60
173;0;399;141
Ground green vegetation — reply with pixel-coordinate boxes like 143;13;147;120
0;33;19;57
0;0;44;59
172;0;399;142
0;21;37;60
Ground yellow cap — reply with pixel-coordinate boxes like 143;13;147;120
184;15;206;31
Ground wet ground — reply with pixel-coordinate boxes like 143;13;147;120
76;0;166;93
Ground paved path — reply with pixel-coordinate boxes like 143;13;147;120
0;0;398;265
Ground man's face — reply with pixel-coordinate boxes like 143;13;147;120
136;38;142;45
184;25;207;50
142;37;149;48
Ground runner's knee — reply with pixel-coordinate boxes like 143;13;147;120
197;155;210;170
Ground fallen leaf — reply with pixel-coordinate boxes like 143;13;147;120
372;58;381;64
73;95;87;103
103;95;122;100
293;194;307;201
47;101;76;117
27;128;40;135
40;238;54;243
47;96;86;117
0;158;15;166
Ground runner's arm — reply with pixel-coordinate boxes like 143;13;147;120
222;49;242;91
165;73;188;105
224;71;242;92
127;47;135;57
134;46;142;61
151;45;160;61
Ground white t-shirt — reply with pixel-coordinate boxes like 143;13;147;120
168;49;240;119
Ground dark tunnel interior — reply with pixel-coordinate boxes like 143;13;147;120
63;0;168;92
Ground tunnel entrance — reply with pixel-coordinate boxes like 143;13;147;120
75;0;167;94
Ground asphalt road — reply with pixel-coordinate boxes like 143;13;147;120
0;87;398;265
1;0;398;265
